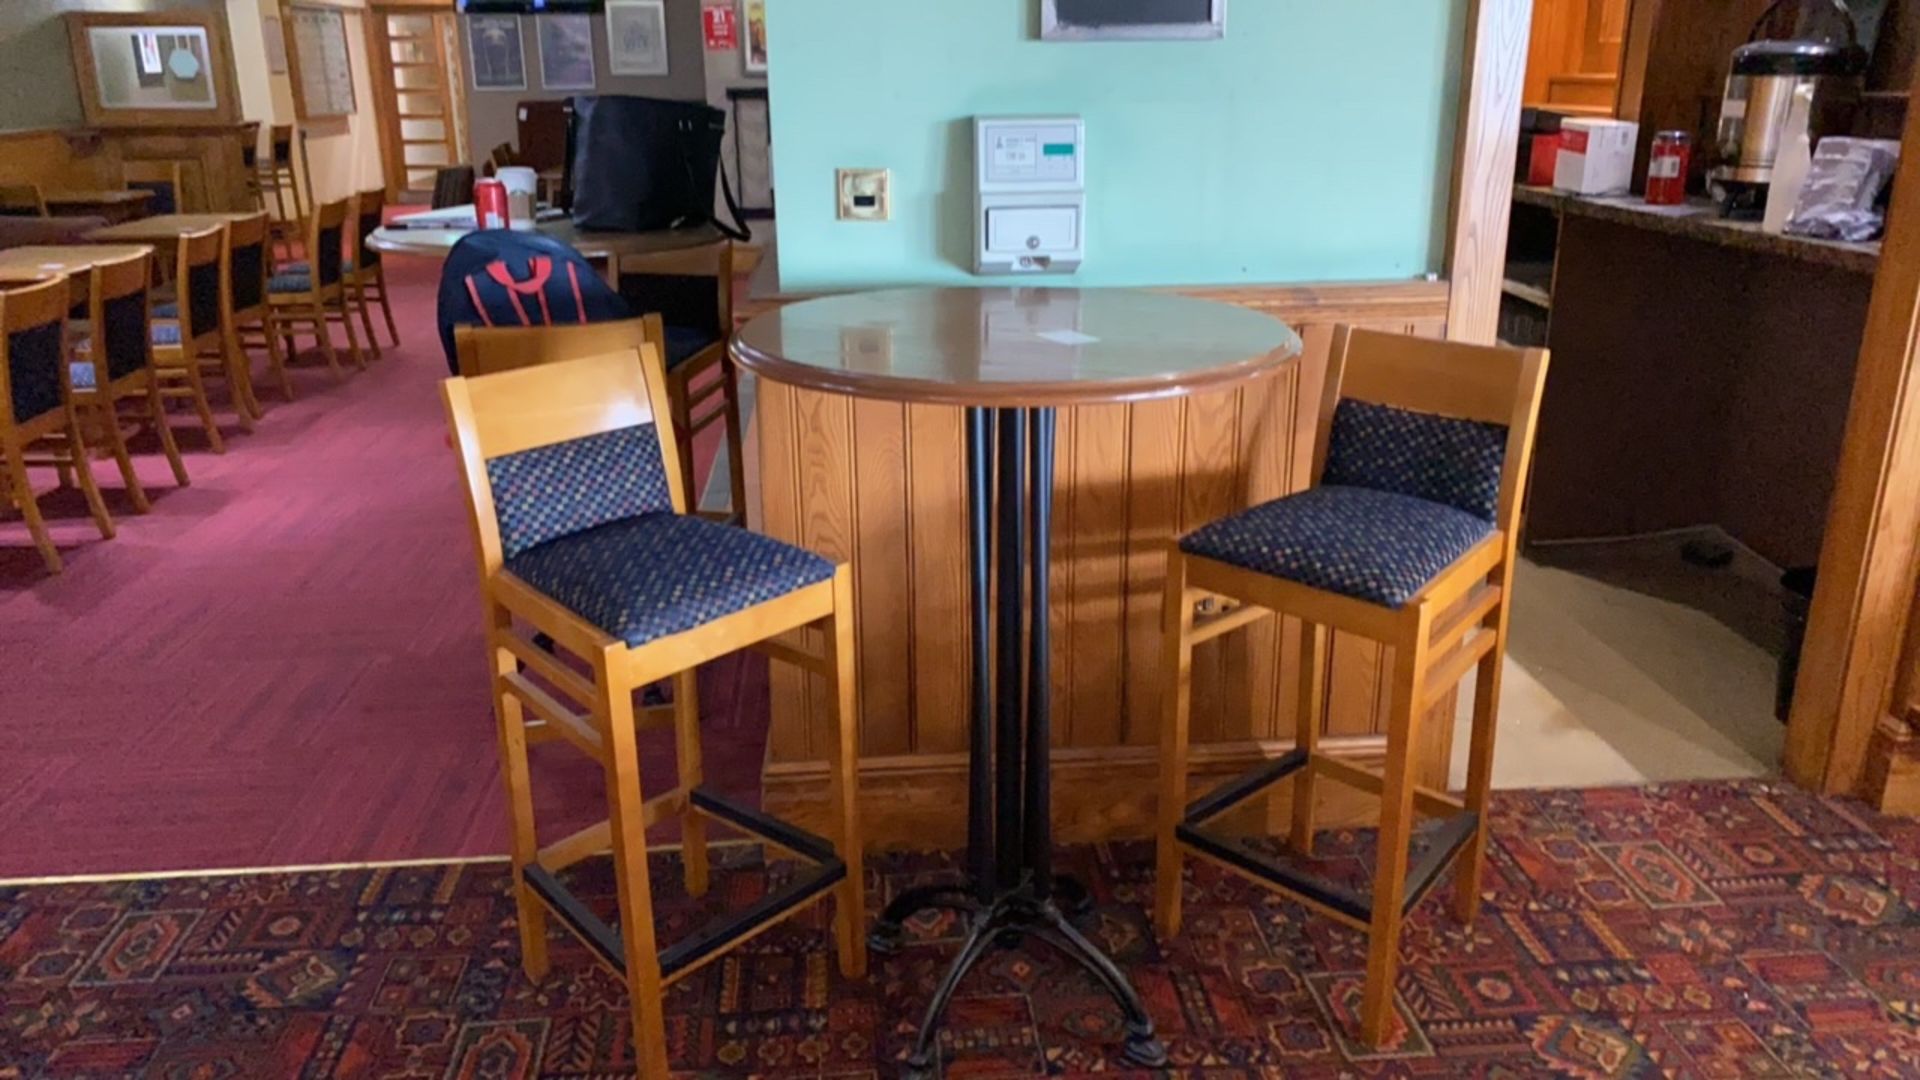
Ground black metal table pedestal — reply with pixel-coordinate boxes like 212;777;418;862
867;406;1167;1078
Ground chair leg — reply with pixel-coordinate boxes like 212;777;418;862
597;647;674;1080
261;317;295;401
491;619;549;982
1153;554;1196;940
374;268;400;346
336;295;368;371
1359;603;1434;1048
146;380;190;487
354;277;382;360
222;327;261;425
1290;621;1328;855
823;566;868;979
307;307;345;382
64;414;115;541
4;442;60;574
670;387;699;511
92;396;150;512
1452;582;1509;924
671;668;709;898
181;364;226;453
720;357;748;524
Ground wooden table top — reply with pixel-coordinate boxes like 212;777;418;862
365;218;722;262
731;287;1303;407
86;213;258;243
0;244;153;278
44;190;154;210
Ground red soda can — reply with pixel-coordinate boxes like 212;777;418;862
1645;131;1690;205
474;178;510;229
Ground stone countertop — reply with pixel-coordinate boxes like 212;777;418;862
1513;185;1880;275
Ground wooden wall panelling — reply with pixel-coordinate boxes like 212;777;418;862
0;126;254;213
757;281;1456;850
1448;0;1534;343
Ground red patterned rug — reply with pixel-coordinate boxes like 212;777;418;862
4;780;1919;1078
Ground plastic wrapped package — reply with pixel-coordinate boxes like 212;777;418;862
1784;137;1900;241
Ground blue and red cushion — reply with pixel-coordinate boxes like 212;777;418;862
1322;399;1508;522
485;424;673;559
1179;485;1494;608
505;512;834;647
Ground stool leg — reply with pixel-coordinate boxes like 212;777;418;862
1290;620;1328;855
824;567;869;979
492;619;548;982
599;649;673;1080
1452;581;1508;924
671;668;709;898
720;356;747;524
1153;554;1196;940
374;267;400;346
1360;604;1433;1047
5;441;61;574
147;380;190;487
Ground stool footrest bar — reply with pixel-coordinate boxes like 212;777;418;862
1183;748;1309;826
1400;809;1478;915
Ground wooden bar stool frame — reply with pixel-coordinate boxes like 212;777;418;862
1;274;115;573
442;347;867;1080
1154;326;1549;1046
152;225;235;449
70;250;190;511
615;241;747;525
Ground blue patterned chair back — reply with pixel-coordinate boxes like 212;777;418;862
486;424;675;559
1320;398;1509;523
231;235;266;312
1;276;70;428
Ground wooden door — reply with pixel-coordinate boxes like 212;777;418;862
1524;0;1631;115
366;6;468;200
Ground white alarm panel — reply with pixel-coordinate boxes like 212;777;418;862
975;115;1085;274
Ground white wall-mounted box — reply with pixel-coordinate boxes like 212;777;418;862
975;115;1085;274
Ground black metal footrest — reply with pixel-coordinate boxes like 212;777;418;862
521;787;846;982
1175;750;1479;924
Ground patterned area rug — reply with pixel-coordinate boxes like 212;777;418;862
4;780;1919;1078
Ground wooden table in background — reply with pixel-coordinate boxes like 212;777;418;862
43;190;153;224
0;244;155;283
86;213;259;250
366;218;721;269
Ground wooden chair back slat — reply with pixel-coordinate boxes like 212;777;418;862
453;317;659;378
87;251;153;387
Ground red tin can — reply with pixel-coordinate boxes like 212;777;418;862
1645;130;1691;205
474;178;510;230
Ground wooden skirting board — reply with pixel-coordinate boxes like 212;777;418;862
750;278;1457;849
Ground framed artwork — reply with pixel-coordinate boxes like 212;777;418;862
1040;0;1226;41
64;10;239;127
286;5;356;120
468;13;527;92
537;14;596;90
606;0;669;77
740;0;766;74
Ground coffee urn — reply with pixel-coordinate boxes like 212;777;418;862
1709;10;1866;218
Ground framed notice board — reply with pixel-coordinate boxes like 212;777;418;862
1041;0;1225;40
285;4;357;119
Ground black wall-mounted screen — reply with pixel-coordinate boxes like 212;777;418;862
1050;0;1215;28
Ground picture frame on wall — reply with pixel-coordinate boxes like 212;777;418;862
1040;0;1226;41
537;14;596;90
605;0;669;77
468;13;526;92
62;10;240;128
740;0;766;74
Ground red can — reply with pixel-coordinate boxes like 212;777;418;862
1645;130;1691;205
474;178;510;230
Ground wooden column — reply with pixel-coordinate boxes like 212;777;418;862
1446;0;1534;344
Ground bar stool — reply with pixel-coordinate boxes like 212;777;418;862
1153;326;1548;1046
1;274;114;574
442;347;865;1080
615;241;747;524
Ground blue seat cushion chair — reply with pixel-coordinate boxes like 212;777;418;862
1179;485;1495;608
664;325;717;369
268;271;312;294
154;300;177;318
506;513;835;647
280;259;355;276
1322;398;1508;521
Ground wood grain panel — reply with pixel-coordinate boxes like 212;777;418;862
0;126;255;213
1447;0;1533;344
754;280;1453;848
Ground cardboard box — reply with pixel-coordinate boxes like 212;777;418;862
1554;118;1639;196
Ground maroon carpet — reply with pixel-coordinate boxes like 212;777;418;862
0;256;757;878
4;781;1919;1077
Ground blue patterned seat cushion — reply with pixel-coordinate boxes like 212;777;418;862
506;513;835;647
1322;399;1508;522
1180;485;1495;608
154;300;178;319
151;322;182;346
268;271;312;294
280;259;355;275
70;360;98;391
486;425;674;559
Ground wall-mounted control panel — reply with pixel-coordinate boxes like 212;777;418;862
975;115;1084;275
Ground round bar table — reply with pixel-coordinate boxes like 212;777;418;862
733;286;1301;1075
365;219;722;263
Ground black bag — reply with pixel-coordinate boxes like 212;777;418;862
566;94;750;239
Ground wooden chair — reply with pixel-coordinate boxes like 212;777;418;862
1153;326;1549;1047
124;159;199;215
267;196;365;380
452;317;665;379
151;225;235;448
261;124;305;260
239;121;265;212
616;241;747;524
220;212;285;410
1;274;114;573
69;249;190;511
442;348;866;1080
0;183;49;218
349;187;398;352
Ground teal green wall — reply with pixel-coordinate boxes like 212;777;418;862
766;0;1468;291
